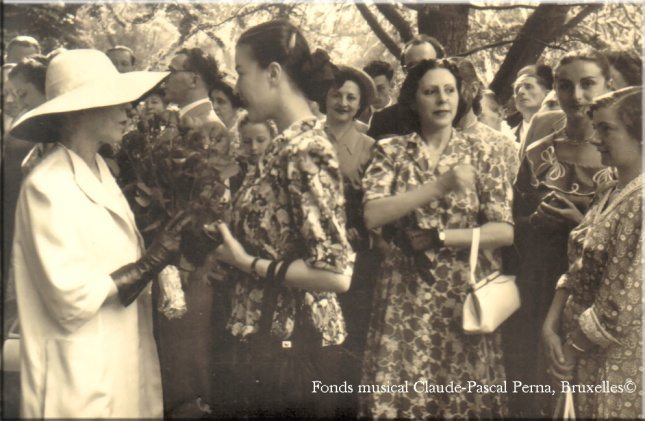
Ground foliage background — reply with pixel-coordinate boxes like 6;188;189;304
3;2;643;98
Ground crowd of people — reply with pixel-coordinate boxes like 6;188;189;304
1;21;643;419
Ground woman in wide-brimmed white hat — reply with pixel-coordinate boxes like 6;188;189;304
10;49;191;418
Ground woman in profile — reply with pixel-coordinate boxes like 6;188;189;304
210;20;354;418
543;86;643;419
10;49;189;418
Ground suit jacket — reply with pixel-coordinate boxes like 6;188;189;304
518;110;566;160
367;103;415;140
180;100;223;128
14;145;162;418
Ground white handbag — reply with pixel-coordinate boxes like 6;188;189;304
462;227;521;334
553;390;576;419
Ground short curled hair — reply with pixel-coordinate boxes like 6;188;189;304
363;60;394;82
604;48;643;87
237;19;334;102
555;48;610;82
209;79;243;109
176;47;223;92
589;85;643;144
8;54;48;94
320;67;370;118
398;59;464;132
400;35;446;66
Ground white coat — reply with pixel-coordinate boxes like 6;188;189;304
12;145;163;418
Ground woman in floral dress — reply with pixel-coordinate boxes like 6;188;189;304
210;20;353;418
502;48;615;418
542;86;642;419
359;59;514;419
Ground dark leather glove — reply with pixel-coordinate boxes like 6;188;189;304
389;227;437;287
404;228;442;252
111;210;192;306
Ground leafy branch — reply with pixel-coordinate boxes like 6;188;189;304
355;3;401;58
375;3;414;42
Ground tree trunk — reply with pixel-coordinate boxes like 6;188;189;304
417;4;470;55
490;4;571;103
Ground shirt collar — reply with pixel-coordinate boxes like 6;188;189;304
178;97;212;119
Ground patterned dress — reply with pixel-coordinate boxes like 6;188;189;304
360;129;513;419
502;128;614;417
556;175;643;418
463;121;520;186
228;117;354;346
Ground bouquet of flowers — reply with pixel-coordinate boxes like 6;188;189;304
117;110;238;319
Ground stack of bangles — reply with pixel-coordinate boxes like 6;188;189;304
249;256;296;285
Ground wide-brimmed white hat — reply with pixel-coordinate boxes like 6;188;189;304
10;49;169;143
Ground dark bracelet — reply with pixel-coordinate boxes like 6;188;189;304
275;257;296;285
265;260;279;283
250;257;261;276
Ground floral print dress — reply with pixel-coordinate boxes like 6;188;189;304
502;128;613;416
556;175;643;419
359;129;513;419
228;117;354;346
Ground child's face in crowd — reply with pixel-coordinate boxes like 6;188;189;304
145;94;166;116
240;122;271;164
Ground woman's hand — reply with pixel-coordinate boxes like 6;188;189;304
539;192;584;226
211;223;253;271
439;164;477;193
542;324;576;382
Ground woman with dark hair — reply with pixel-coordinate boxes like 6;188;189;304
360;59;513;418
8;55;47;115
208;19;353;417
605;48;643;88
543;86;642;418
503;48;615;418
209;76;243;130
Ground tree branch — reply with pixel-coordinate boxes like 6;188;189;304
468;5;538;10
457;39;515;56
355;3;401;58
562;4;603;33
401;3;423;12
375;3;414;42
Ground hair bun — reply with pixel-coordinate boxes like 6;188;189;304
300;48;336;102
305;49;336;83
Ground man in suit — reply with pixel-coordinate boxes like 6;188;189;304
156;47;228;418
164;48;224;127
359;60;394;125
367;35;446;140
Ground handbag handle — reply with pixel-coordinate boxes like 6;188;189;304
468;227;481;288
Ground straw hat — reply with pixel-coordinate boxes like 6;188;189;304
337;65;376;107
10;49;169;143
